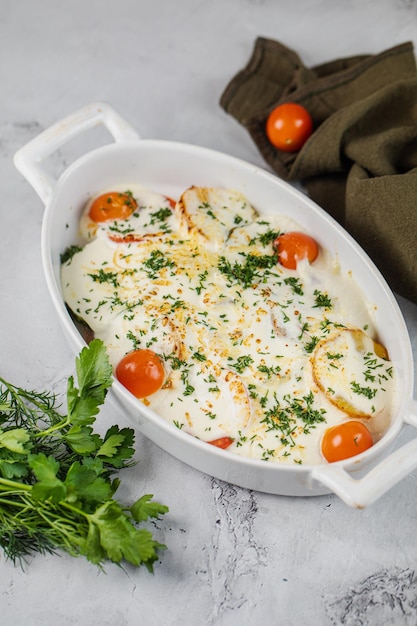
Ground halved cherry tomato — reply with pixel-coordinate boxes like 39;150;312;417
208;437;234;449
274;231;319;269
166;196;177;209
116;349;165;398
89;191;138;223
266;103;313;152
321;420;373;463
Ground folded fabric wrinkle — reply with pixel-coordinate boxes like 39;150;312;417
220;38;417;304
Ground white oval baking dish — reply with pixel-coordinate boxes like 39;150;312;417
14;102;417;507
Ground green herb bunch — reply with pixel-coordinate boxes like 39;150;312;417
0;339;168;571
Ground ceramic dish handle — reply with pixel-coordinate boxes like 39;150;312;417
14;101;139;205
311;398;417;507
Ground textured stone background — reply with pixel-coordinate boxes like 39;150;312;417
1;1;417;624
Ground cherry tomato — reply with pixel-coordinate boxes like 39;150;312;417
207;437;234;449
321;420;373;463
116;349;165;398
166;196;177;209
274;231;319;269
89;191;138;223
266;103;313;152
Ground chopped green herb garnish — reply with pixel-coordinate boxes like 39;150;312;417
228;355;254;373
61;245;83;264
142;250;175;278
350;381;377;399
257;364;281;379
88;269;120;288
304;336;320;353
218;252;277;289
261;391;326;445
249;228;280;247
284;276;304;296
195;269;209;295
313;290;333;309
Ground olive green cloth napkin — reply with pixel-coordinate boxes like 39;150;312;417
220;39;417;304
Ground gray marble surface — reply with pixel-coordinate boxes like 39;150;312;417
1;0;417;624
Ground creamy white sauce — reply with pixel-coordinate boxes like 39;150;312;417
61;184;396;465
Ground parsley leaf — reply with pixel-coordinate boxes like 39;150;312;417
131;494;170;523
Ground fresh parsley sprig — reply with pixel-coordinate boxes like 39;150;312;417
0;339;168;570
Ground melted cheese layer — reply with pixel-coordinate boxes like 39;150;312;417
61;184;396;465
